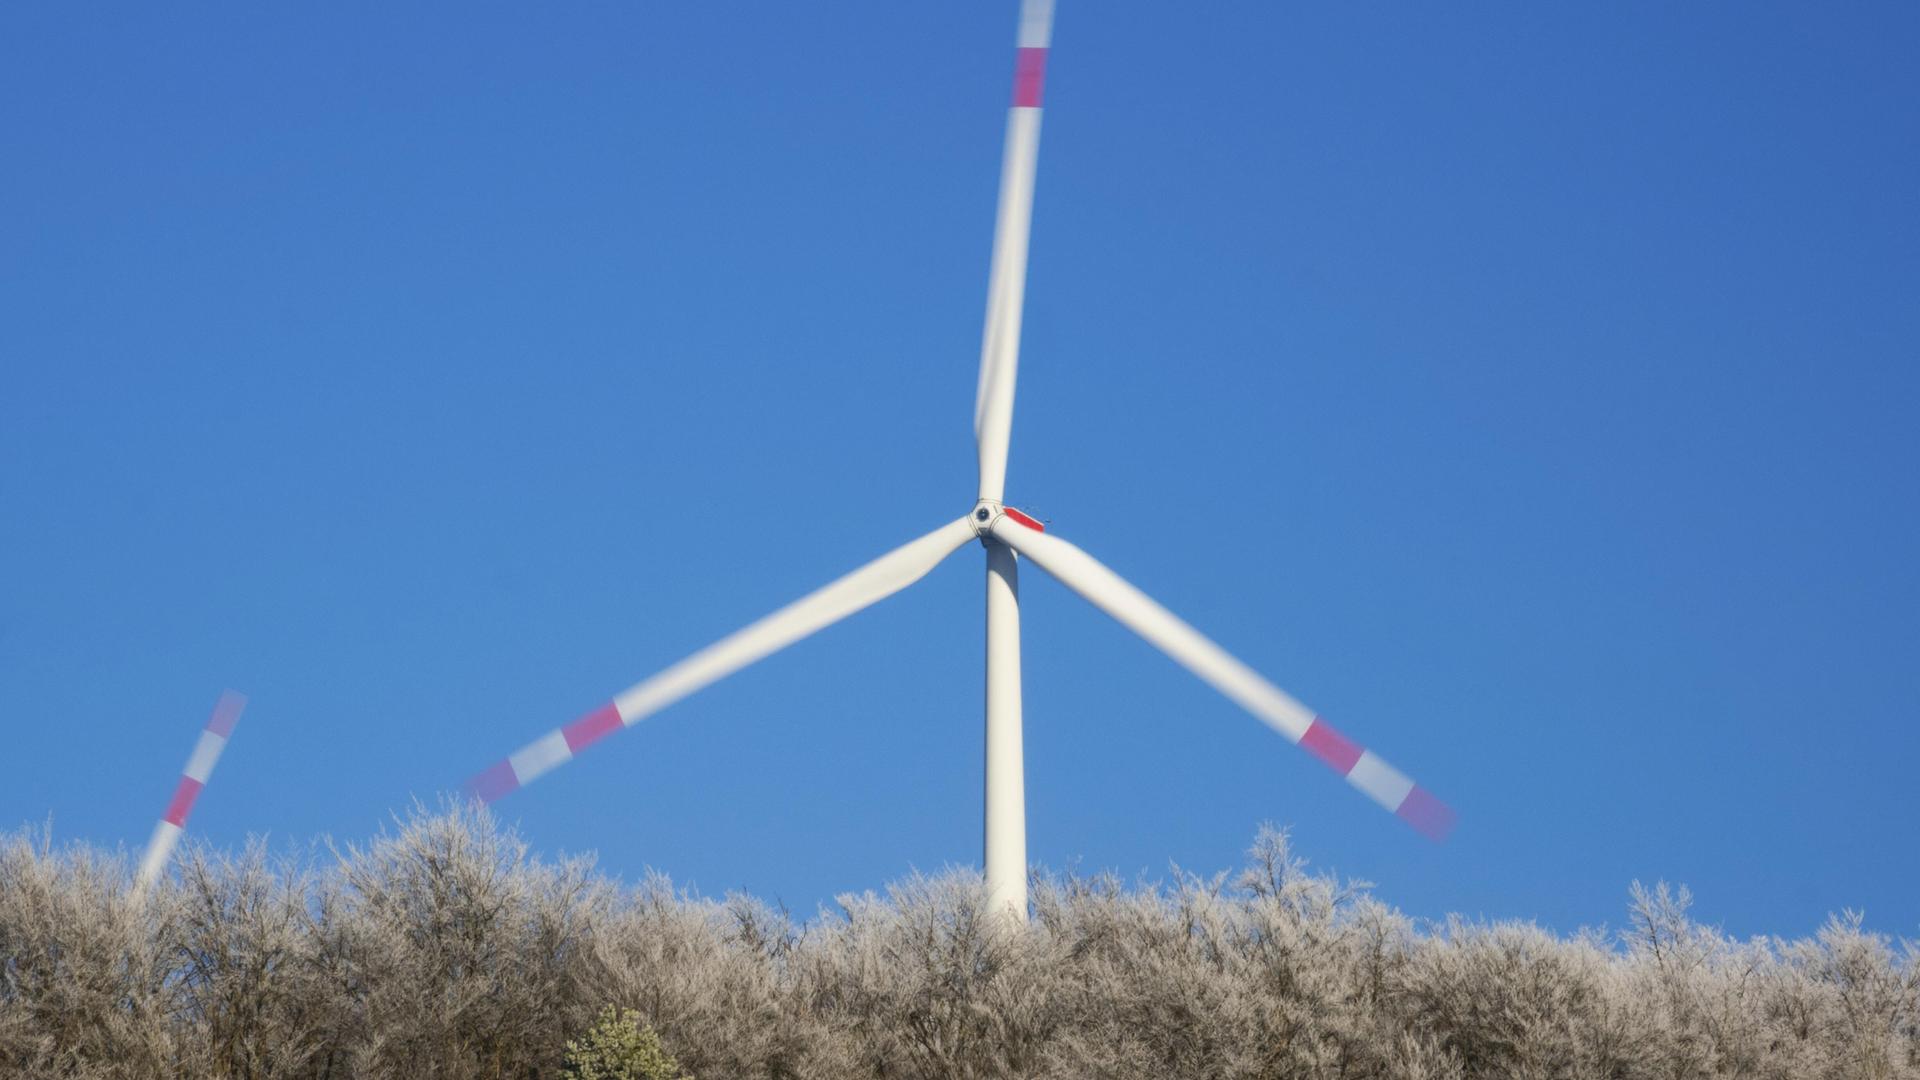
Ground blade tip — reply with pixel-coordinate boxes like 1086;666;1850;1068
1397;786;1457;843
466;760;520;805
206;689;248;736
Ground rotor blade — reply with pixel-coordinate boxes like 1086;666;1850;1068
973;0;1055;502
468;516;979;802
136;689;247;890
989;514;1455;841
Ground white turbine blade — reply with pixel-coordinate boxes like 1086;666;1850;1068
136;689;247;891
974;0;1055;502
989;514;1456;840
469;516;979;802
135;821;183;893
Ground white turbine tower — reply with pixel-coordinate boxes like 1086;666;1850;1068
468;0;1454;922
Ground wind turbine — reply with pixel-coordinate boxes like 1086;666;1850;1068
136;689;247;891
467;0;1454;921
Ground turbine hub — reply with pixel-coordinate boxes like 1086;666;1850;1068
970;500;1003;538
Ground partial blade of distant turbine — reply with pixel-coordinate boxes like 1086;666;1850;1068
988;515;1455;840
973;0;1054;503
136;689;247;890
468;517;979;802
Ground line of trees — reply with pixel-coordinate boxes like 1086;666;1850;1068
2;804;1915;1079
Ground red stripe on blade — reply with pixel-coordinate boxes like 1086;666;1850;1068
467;759;520;804
1396;786;1458;842
1299;716;1363;775
562;702;623;754
1012;47;1047;108
205;690;247;737
163;777;205;827
1003;507;1044;531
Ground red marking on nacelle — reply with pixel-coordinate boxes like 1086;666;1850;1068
1003;507;1045;531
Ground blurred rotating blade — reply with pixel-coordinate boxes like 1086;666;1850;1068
990;513;1455;840
136;689;247;890
974;0;1055;503
468;517;979;802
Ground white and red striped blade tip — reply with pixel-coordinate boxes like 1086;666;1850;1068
1011;1;1052;108
1297;715;1455;841
162;689;246;826
467;701;625;804
137;689;247;886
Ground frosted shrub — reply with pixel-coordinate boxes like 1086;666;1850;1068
0;808;1914;1078
0;825;180;1078
319;800;605;1078
171;841;321;1079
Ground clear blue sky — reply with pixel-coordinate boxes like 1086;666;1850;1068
4;2;1916;939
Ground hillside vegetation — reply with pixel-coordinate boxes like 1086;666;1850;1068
1;805;1914;1079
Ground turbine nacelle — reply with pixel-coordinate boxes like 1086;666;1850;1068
970;500;1045;540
